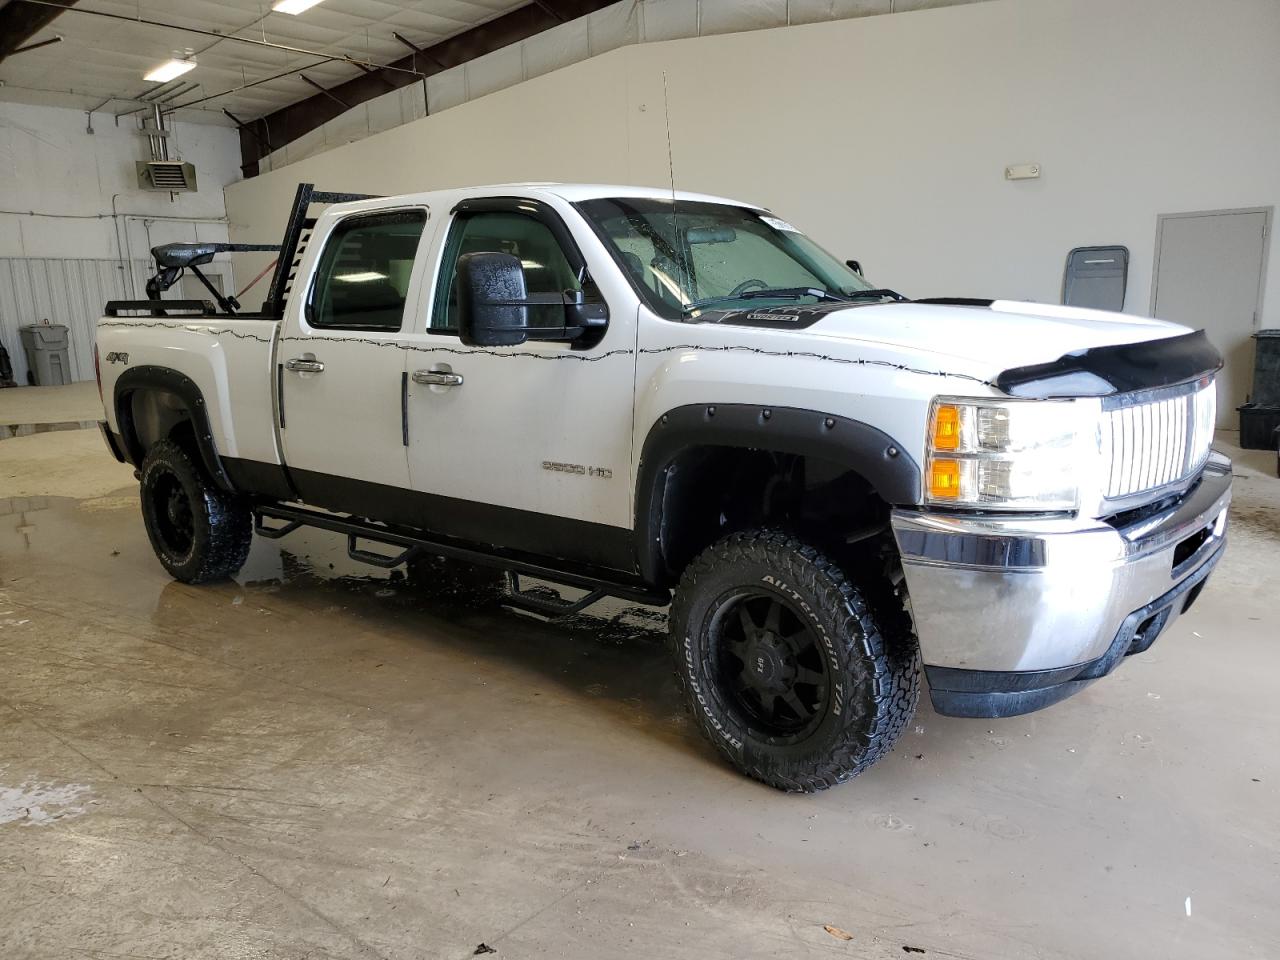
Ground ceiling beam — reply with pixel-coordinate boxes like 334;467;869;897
392;31;449;70
0;0;77;66
299;73;353;109
238;0;613;178
531;1;568;23
10;35;65;55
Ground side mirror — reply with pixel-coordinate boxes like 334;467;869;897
846;259;863;276
457;251;530;347
456;250;609;349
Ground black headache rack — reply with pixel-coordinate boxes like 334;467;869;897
103;183;381;320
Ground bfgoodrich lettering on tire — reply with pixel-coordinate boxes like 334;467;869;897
139;439;251;584
668;529;919;792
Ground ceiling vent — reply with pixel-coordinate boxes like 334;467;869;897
136;160;197;192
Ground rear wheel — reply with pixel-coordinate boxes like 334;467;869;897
139;439;251;583
669;529;919;792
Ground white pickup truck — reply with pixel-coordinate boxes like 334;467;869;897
96;182;1231;792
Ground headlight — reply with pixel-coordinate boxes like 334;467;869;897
925;396;1094;511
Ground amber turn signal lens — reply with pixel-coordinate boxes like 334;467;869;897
932;403;961;450
928;458;962;499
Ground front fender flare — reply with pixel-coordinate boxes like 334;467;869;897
633;404;922;585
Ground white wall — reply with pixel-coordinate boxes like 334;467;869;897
256;0;994;172
0;101;242;381
225;0;1280;331
0;102;241;263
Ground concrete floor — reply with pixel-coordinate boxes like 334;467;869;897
0;382;101;427
1;385;1278;960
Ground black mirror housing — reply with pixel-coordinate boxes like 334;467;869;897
457;251;530;347
456;251;610;349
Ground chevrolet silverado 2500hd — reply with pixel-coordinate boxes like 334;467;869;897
96;182;1230;792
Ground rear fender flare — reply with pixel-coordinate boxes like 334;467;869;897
113;365;234;492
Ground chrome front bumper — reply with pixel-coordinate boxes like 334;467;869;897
891;452;1232;718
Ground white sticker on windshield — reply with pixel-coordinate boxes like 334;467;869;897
759;215;800;233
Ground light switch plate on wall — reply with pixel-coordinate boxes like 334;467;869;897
1005;163;1042;180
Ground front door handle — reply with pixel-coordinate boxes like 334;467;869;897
285;357;325;374
412;369;463;387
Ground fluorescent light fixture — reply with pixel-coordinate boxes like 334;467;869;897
272;0;327;14
144;59;196;83
334;271;387;283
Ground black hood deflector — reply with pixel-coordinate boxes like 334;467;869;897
996;329;1222;398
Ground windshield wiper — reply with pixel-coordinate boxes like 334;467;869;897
843;288;907;302
681;287;849;314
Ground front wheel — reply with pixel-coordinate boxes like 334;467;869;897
669;529;919;792
139;439;251;584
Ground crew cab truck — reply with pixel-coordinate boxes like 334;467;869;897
96;182;1231;792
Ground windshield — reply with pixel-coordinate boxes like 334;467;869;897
576;198;879;320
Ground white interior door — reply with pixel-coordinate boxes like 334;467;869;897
1153;208;1271;425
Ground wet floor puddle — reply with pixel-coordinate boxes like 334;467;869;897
1;492;676;716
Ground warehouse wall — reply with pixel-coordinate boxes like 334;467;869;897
225;0;1280;329
255;0;995;172
0;102;241;382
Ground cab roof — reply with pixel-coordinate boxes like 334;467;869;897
326;182;762;217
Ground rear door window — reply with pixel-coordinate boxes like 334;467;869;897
309;210;427;332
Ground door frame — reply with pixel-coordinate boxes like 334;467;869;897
277;203;435;501
1150;206;1273;323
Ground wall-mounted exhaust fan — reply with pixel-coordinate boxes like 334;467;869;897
136;160;197;192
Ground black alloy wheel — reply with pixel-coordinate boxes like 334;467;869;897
710;590;830;742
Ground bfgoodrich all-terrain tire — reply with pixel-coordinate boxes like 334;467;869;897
669;529;919;792
139;439;252;584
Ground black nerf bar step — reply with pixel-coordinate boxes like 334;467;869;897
501;573;607;620
252;503;669;608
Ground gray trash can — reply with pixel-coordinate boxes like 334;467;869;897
19;324;72;386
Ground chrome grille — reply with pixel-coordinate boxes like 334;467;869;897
1100;379;1215;500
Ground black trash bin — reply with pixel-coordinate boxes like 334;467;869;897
1239;403;1280;450
1250;330;1280;406
1239;330;1280;450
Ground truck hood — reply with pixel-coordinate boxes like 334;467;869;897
798;299;1190;368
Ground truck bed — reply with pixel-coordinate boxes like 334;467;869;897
97;308;283;469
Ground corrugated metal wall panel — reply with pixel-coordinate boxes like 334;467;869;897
0;257;148;384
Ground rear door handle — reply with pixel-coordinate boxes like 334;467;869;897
285;357;325;374
412;370;463;387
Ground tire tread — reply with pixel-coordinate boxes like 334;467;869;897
668;528;919;792
141;439;251;584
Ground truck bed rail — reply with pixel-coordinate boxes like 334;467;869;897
104;300;222;317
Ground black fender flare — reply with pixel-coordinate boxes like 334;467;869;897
113;365;235;493
633;403;922;585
